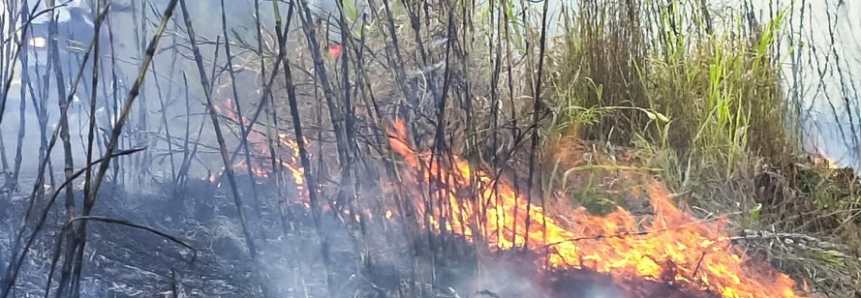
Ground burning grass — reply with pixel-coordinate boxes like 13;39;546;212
385;119;812;298
3;0;860;297
207;0;861;296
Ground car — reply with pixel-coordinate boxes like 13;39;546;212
22;1;113;117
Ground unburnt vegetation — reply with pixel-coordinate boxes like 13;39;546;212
0;0;859;297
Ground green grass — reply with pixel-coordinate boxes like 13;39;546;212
538;0;860;296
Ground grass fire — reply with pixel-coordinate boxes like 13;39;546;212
0;0;859;298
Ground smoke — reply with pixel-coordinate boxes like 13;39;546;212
580;285;625;298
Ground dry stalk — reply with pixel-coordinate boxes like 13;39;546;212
219;0;262;218
49;1;181;297
176;0;258;261
271;0;338;296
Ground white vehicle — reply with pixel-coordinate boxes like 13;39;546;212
2;0;113;114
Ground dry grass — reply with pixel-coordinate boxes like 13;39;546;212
536;1;861;296
20;0;853;296
239;0;861;295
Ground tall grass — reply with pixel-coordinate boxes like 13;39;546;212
547;1;789;180
540;1;859;295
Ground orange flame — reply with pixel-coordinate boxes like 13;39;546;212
203;107;813;297
807;134;840;169
211;99;307;198
328;42;342;57
386;119;810;298
812;147;839;169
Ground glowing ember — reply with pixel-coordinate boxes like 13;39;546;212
386;119;811;298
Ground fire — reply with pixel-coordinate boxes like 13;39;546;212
812;149;840;169
211;99;306;192
277;133;306;195
201;108;813;297
386;119;810;298
807;134;840;169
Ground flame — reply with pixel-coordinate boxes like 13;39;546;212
812;147;839;169
807;134;840;169
277;133;306;195
328;42;342;57
201;106;814;297
386;119;810;298
211;99;307;197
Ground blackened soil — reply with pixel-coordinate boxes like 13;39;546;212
0;176;416;298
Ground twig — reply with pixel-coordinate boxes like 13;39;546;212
57;1;181;296
65;216;197;260
46;213;196;297
476;289;502;298
296;0;350;167
691;251;707;279
731;229;850;251
0;1;41;124
170;269;180;298
523;0;552;249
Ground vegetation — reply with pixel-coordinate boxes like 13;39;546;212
0;0;858;297
540;1;861;295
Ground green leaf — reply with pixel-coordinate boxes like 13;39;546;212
343;0;359;24
747;203;762;226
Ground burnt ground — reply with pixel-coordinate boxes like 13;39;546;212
0;174;725;298
0;175;406;298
